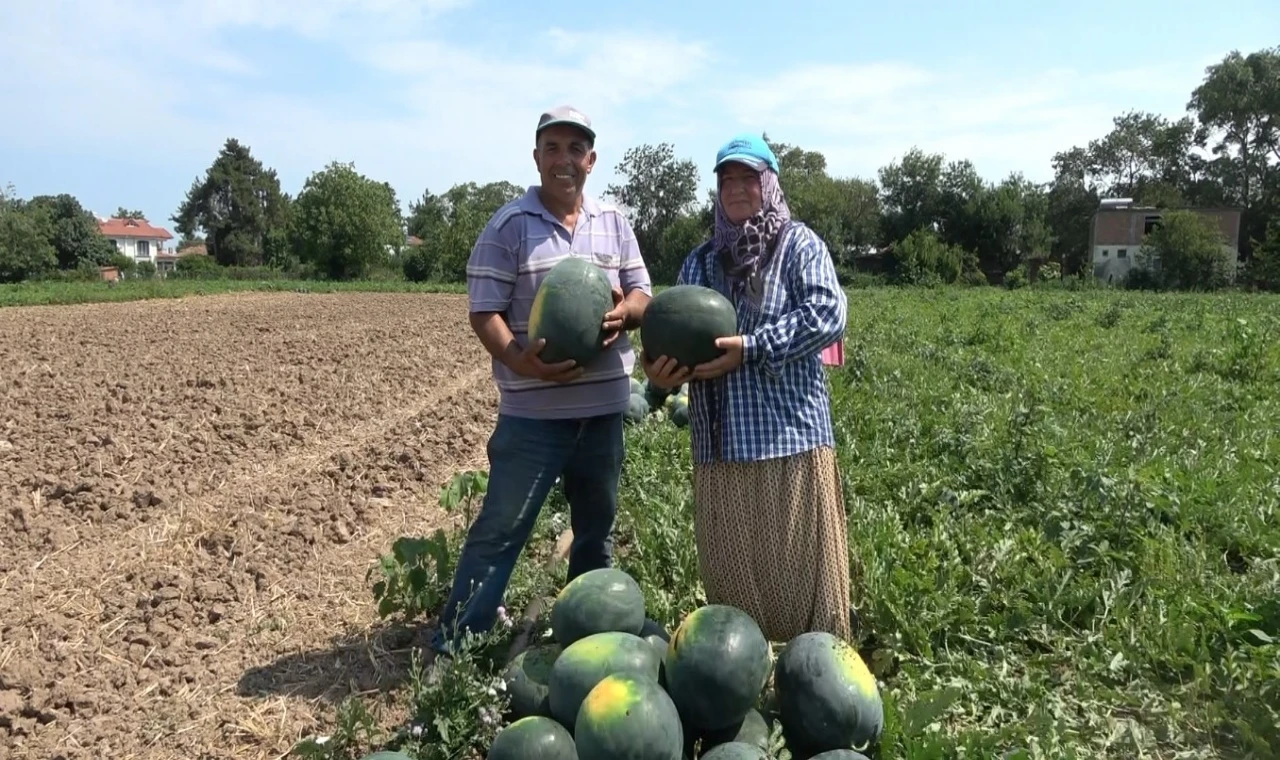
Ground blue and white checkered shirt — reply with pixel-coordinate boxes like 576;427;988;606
676;221;847;465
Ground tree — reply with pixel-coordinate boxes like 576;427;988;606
1188;47;1280;205
604;142;700;281
877;147;946;244
114;207;146;220
0;186;58;283
1135;209;1235;290
1188;46;1280;257
763;134;882;268
25;193;116;269
404;181;524;282
290;161;404;280
406;181;523;242
172;138;292;267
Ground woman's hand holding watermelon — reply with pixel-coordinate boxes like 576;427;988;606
690;335;744;380
640;352;691;390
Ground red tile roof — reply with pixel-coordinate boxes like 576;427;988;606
99;217;174;240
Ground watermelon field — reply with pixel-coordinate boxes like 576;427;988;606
1;285;1278;759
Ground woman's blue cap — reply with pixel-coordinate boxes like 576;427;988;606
714;132;780;174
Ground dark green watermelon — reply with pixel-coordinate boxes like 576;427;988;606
640;284;738;369
643;379;671;409
551;567;646;647
773;632;884;754
663;605;772;733
527;256;614;367
809;751;872;760
625;393;649;424
639;617;670;641
573;672;683;760
699;742;768;759
548;630;662;729
503;642;561;719
699;708;770;752
488;715;578;759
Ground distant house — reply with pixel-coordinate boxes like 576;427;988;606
98;217;175;264
155;242;208;275
1089;199;1243;283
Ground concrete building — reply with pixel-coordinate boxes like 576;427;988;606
1089;198;1243;283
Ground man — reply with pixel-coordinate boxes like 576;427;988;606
428;105;652;674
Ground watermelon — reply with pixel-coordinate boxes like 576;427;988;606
488;715;578;760
625;393;649;424
547;631;662;729
630;376;645;395
639;617;670;641
503;642;562;719
528;256;614;366
643;379;670;409
699;742;768;760
669;394;689;428
809;751;872;760
357;753;413;760
551;567;646;647
574;672;683;760
663;605;772;733
773;632;884;755
700;708;771;752
640;285;737;369
637;618;671;688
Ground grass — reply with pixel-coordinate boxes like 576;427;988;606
0;277;466;307
297;284;1280;759
618;285;1280;759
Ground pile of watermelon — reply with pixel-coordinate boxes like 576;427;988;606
626;376;689;428
487;567;884;760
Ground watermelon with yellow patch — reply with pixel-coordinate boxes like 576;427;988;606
547;630;661;730
663;604;772;733
487;715;578;760
527;256;614;367
773;631;884;755
573;672;683;760
669;393;689;428
550;567;646;647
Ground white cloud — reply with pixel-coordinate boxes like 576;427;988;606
0;0;1237;231
720;55;1221;185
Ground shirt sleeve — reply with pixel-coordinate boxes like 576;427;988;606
617;215;653;296
465;213;519;313
741;226;847;376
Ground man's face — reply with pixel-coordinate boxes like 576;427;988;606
533;124;596;201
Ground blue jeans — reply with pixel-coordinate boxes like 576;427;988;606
430;411;625;655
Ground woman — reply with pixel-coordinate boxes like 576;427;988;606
642;133;853;643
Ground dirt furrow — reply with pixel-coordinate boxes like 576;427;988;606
0;292;501;760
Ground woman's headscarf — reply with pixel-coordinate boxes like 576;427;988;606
712;165;792;290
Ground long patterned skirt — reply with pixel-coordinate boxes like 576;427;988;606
691;445;853;643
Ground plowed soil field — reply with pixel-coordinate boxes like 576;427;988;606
0;292;498;759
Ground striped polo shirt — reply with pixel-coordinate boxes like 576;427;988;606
466;185;653;420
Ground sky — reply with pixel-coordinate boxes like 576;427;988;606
1;0;1275;250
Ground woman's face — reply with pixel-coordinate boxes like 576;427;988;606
718;162;762;223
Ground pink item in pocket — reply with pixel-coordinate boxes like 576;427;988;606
821;340;844;366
